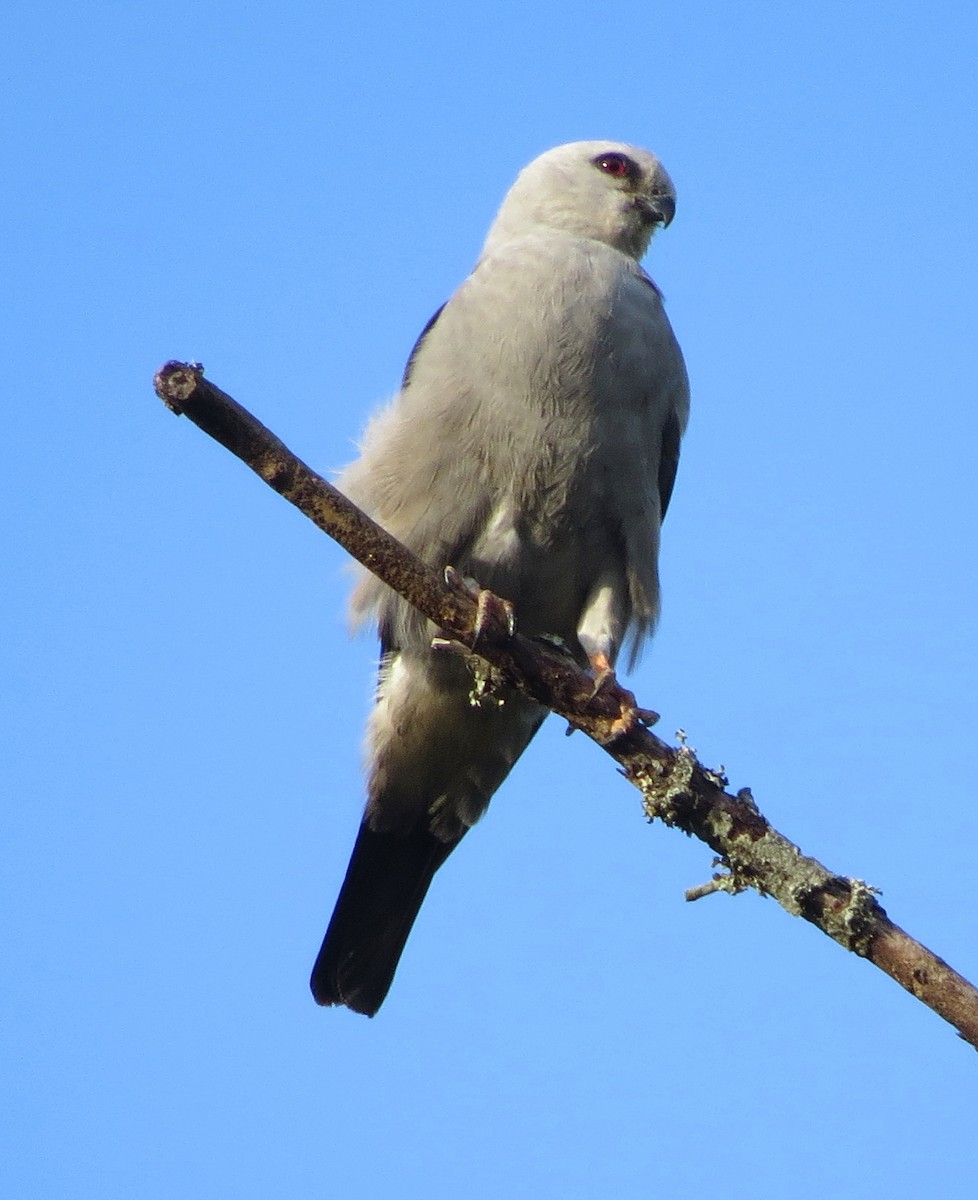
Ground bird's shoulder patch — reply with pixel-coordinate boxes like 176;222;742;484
401;302;446;389
636;266;663;300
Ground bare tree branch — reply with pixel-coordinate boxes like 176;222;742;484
154;359;978;1050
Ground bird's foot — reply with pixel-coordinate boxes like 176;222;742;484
587;652;659;737
444;566;516;646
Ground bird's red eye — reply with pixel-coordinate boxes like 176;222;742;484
595;152;634;179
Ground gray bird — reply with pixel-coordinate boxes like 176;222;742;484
311;141;689;1015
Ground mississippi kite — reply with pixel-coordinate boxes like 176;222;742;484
311;141;690;1015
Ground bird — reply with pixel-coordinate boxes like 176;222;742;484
310;141;690;1015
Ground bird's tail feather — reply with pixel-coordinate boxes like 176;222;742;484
310;821;456;1016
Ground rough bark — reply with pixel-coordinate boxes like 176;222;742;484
155;359;978;1049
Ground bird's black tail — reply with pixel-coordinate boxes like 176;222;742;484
310;821;457;1016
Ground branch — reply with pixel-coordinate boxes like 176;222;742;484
154;360;978;1050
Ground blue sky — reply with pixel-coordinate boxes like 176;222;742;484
4;2;978;1197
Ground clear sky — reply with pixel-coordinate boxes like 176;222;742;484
4;3;978;1197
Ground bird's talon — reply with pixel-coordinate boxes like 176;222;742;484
445;566;516;644
474;590;516;642
443;565;469;592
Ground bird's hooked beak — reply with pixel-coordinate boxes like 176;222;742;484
637;191;676;229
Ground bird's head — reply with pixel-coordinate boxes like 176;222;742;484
485;141;677;261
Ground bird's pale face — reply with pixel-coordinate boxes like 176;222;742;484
489;141;677;260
